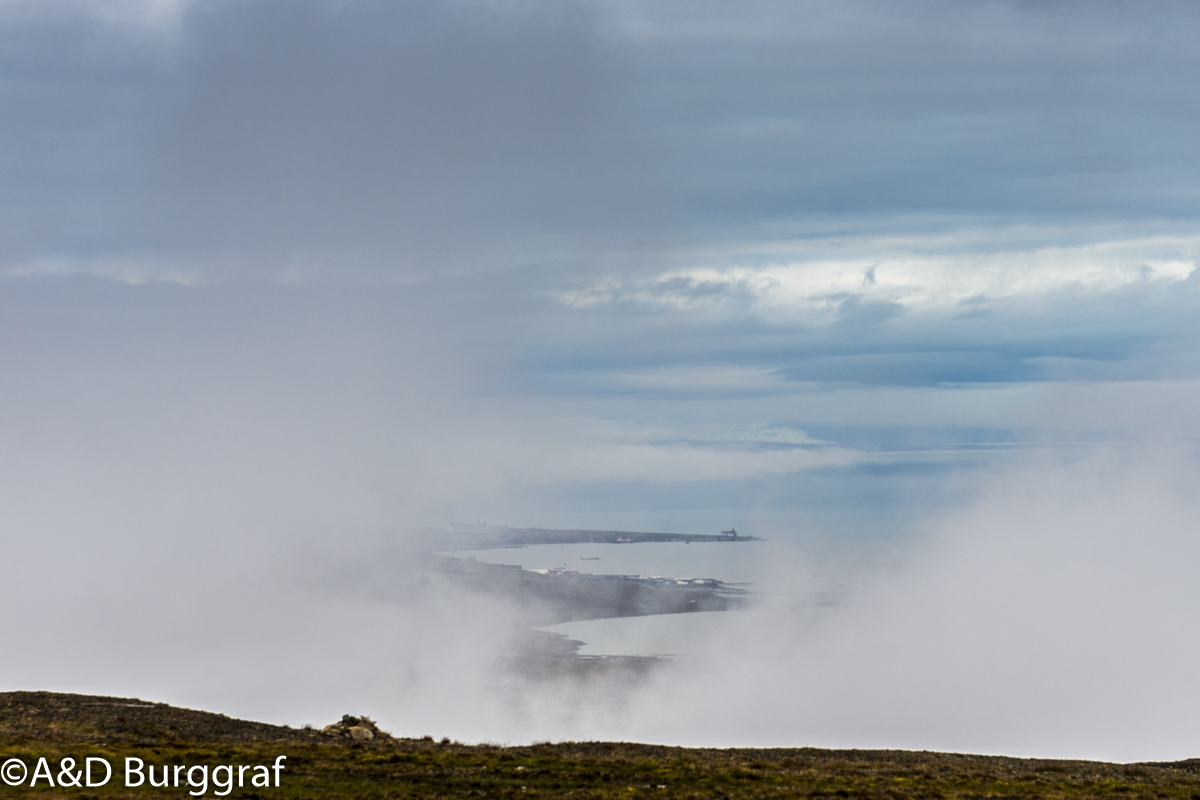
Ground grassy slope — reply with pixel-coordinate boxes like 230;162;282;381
2;692;1198;798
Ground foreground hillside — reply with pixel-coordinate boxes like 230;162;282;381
2;692;1198;798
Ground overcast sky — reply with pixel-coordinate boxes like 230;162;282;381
4;0;1200;759
6;0;1200;400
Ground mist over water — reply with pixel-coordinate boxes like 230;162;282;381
613;447;1200;761
4;287;1196;761
4;0;1200;765
424;446;1200;762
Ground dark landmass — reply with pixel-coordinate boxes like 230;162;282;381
390;523;755;658
389;523;757;674
498;629;667;682
428;554;745;626
4;691;1199;799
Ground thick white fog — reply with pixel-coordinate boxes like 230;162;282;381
2;280;1200;763
4;0;1200;764
613;447;1200;762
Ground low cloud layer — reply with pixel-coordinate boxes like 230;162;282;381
601;447;1200;762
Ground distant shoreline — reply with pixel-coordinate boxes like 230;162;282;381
440;523;762;550
409;525;759;668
